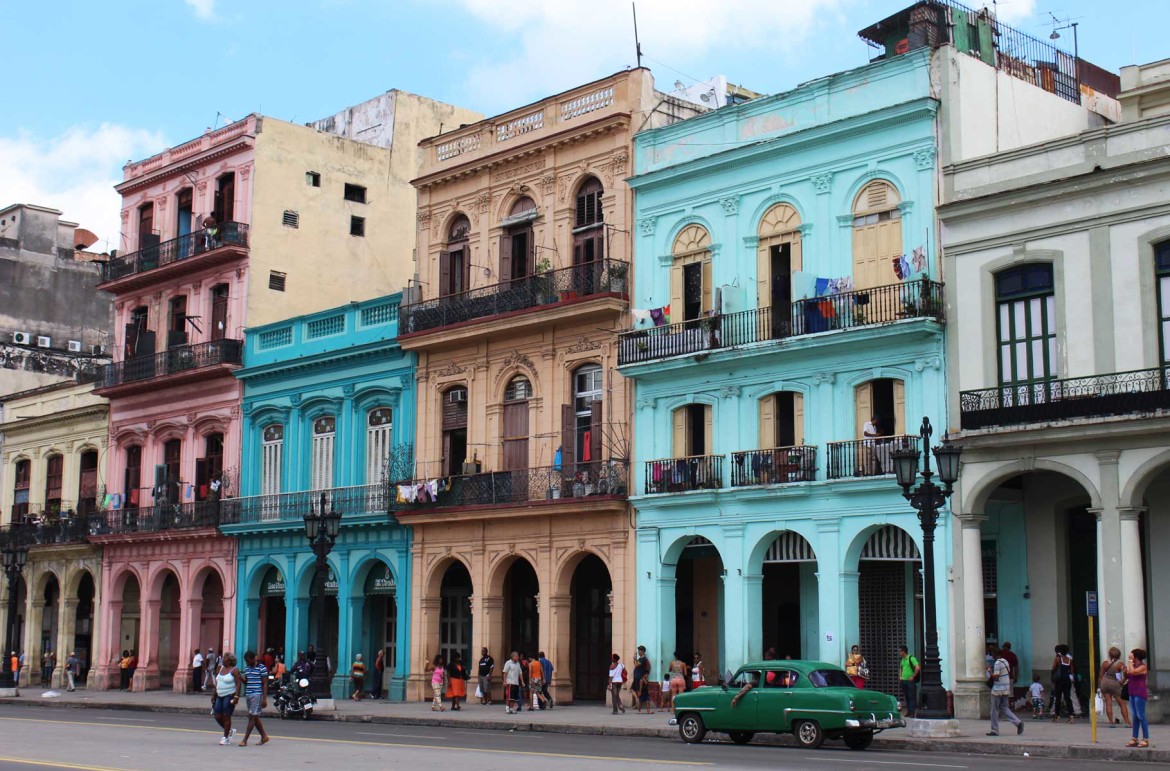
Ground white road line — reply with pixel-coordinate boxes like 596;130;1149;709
355;731;443;739
805;759;966;769
89;717;156;722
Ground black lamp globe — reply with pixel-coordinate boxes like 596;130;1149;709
932;440;963;487
891;446;921;490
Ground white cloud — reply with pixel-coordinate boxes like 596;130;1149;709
184;0;216;20
993;0;1037;23
448;0;843;112
0;124;168;252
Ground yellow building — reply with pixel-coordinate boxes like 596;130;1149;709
397;69;702;702
0;379;108;687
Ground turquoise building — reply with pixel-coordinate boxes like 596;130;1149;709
621;49;951;698
225;295;415;700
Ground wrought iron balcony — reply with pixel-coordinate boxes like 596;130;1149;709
731;446;817;487
219;484;391;526
0;511;91;547
644;455;723;494
826;435;920;480
97;339;242;392
88;500;223;535
618;279;944;365
402;260;628;335
393;461;629;511
99;222;249;286
959;368;1170;430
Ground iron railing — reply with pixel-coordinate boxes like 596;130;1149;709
731;446;817;487
98;339;242;389
0;513;91;547
959;368;1170;430
89;500;222;535
402;259;628;334
101;222;249;283
393;461;629;510
644;455;723;494
219;484;391;525
618;279;943;365
827;435;919;480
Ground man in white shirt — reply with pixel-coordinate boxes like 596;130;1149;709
191;649;205;693
502;652;522;715
862;414;883;474
988;655;1023;737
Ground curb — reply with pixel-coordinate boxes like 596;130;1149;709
2;698;1166;762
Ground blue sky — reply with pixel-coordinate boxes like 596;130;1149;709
1;0;1163;249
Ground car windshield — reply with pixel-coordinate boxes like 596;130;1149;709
809;669;855;688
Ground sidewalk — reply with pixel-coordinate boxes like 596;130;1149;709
3;687;1168;763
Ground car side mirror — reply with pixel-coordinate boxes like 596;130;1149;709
721;684;728;691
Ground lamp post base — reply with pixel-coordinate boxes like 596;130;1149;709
906;717;961;738
309;660;333;701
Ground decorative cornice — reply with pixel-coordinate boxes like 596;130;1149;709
811;172;832;194
435;361;467;378
719;196;739;215
637;217;656;237
913;146;937;170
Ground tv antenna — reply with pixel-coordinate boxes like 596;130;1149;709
632;2;643;68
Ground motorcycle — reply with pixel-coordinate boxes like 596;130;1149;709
273;677;316;720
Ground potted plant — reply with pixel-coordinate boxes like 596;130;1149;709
534;257;553;304
609;262;628;294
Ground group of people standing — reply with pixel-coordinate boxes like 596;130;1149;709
5;650;82;691
425;649;555;714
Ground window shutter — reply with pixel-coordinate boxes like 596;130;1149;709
855;383;873;439
893;379;906;436
672;408;687;457
703;404;713;456
439;251;452;297
593;232;604;262
790;234;803;272
462;248;472;294
499;235;512;281
756;245;770;310
759;395;776;449
561;404;577;470
589;400;603;463
670;265;684;325
576;194;587;227
793;393;805;446
701;259;714;314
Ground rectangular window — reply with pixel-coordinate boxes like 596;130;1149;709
350;216;366;237
45;455;63;508
344;183;367;204
124;445;142;510
1156;242;1170;365
261;426;283;497
269;271;287;291
306;172;321;187
13;459;30;523
996;265;1056;387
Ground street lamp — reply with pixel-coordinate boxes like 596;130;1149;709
0;538;29;690
1048;15;1081;101
303;493;342;699
891;417;962;719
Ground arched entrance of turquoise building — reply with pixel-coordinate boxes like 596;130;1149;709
438;562;472;668
568;553;611;701
257;566;286;654
157;571;181;685
74;571;95;682
501;558;539;660
855;525;922;698
39;574;60;661
356;560;398;696
759;531;818;660
675;537;722;673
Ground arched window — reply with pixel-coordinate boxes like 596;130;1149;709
367;408;393;484
442;387;469;476
670;224;713;323
995;264;1056;387
124;444;142;509
756;205;802;332
574;177;605;265
565;365;603;468
311;417;336;491
441;215;472;297
500;197;537;281
851;180;902;289
12;459;30;523
502;376;530;471
78;450;98;516
44;454;64;511
261;424;283;497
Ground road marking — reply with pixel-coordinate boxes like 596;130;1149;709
95;716;156;722
810;758;967;769
355;730;443;739
0;716;710;766
0;757;134;771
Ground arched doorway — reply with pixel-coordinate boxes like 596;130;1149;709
308;567;339;674
118;574;140;679
761;532;817;659
858;525;922;697
502;559;538;659
10;576;26;662
570;554;612;700
158;572;181;685
439;562;472;667
74;572;95;683
360;562;398;695
40;575;61;674
675;537;722;671
258;566;286;654
199;570;225;654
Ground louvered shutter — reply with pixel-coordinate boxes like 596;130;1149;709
703;405;713;456
759;395;776;449
793;393;805;447
561;404;576;471
499;235;512;281
439;250;452;296
672;409;687;457
701;260;714;314
670;265;684;325
893;380;906;436
855;384;872;439
589;400;603;463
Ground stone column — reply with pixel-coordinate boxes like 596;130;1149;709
480;596;503;701
654;574;676;679
952;514;989;719
743;573;764;664
546;593;572;703
56;598;79;689
137;598;161;691
411;597;439;701
720;525;745;675
25;598;46;682
174;596;203;692
95;598;122;690
1119;507;1148;654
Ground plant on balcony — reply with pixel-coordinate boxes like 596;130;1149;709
609;262;628;294
534;257;554;304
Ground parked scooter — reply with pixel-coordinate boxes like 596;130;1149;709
273;677;316;719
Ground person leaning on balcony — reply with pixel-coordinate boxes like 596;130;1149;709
202;215;218;250
861;414;883;475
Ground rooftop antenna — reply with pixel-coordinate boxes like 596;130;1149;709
632;2;643;68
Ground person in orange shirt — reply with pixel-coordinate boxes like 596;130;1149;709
527;653;548;710
8;651;17;682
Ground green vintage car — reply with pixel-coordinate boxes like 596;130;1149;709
671;660;904;750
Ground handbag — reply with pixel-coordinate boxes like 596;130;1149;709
1121;681;1130;701
858;665;870;680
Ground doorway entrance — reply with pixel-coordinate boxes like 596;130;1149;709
570;554;612;700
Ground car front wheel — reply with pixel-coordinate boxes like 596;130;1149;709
728;731;754;745
678;713;707;744
794;720;824;749
843;730;874;751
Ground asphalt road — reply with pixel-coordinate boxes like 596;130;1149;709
0;706;1164;771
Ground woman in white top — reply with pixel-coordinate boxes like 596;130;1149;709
691;653;706;689
608;654;626;715
211;652;244;746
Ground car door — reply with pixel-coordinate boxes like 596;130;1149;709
711;669;760;731
755;668;799;732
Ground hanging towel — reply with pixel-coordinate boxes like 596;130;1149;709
427;479;439;499
815;277;831;296
186;484;195;500
111;493;123;510
554;446;563;471
630;309;652;328
396;485;410;503
649;307;668;326
900;255;911;280
102;493;112;510
838;276;855;293
911;246;926;274
891;256;905;280
582;431;592;462
127;489;139;506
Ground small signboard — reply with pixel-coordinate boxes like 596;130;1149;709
1086;591;1099;617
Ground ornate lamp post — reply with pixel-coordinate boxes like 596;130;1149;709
890;417;962;719
0;539;29;690
303;493;342;699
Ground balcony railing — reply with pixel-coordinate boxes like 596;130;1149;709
731;446;817;487
959;368;1170;430
219;484;390;525
100;222;249;283
644;455;723;494
393;461;629;510
0;513;91;547
89;500;222;535
826;435;920;480
402;260;628;335
98;339;242;390
618;279;943;365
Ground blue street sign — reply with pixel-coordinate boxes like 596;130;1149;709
1086;591;1099;617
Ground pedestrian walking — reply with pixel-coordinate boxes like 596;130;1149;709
477;647;495;706
987;652;1023;736
370;649;385;699
204;647;218;691
211;651;243;746
446;652;468;710
240;650;270;747
1100;646;1131;728
7;651;16;685
1125;648;1150;748
527;652;547;710
631;652;650;713
424;654;446;712
350;654;366;701
191;648;204;693
118;650;131;691
538;651;554;709
1029;675;1045;718
845;644;868;689
17;651;25;687
608;653;626;714
1051;644;1076;723
898;645;920;718
65;651;80;692
502;651;522;714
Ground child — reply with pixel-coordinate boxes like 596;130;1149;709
661;671;671;711
1029;675;1045;719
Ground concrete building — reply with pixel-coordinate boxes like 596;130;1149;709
90;91;478;692
396;68;703;702
941;56;1167;718
0;204;112;394
225;294;415;700
0;380;107;687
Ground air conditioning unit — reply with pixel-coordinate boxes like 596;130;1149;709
67;340;82;353
12;332;31;345
448;390;467;403
36;336;51;348
91;344;106;356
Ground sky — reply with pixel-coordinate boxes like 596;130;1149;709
0;0;1164;250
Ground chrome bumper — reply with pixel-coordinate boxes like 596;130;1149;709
668;718;678;726
845;713;905;730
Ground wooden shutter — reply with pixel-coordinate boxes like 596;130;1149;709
893;380;906;435
759;394;776;449
589;400;603;463
462;248;472;294
855;383;872;439
791;234;803;272
124;323;139;359
561;404;577;470
593;232;604;262
499;235;512;281
793;393;805;446
877;220;902;275
502;402;528;471
672;408;687;457
701;259;714;314
756;245;770;309
703;404;713;455
853;226;876;289
439;251;452;297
